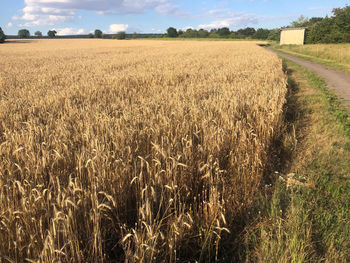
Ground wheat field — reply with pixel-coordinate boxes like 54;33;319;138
0;39;287;262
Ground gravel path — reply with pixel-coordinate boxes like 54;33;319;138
268;48;350;106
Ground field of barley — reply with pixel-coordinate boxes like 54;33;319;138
0;39;287;262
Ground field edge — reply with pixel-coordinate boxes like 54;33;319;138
240;59;350;262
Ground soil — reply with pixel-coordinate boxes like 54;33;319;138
268;48;350;106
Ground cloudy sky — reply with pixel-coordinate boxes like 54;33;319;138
1;0;349;35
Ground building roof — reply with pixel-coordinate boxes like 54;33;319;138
281;27;306;31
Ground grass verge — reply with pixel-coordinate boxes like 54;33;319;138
241;59;350;262
273;45;350;74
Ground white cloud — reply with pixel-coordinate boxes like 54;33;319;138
6;22;14;28
181;26;194;31
155;3;179;15
18;15;74;27
14;0;175;26
197;10;259;30
76;28;85;34
109;24;129;33
54;27;86;35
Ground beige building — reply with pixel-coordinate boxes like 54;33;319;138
280;28;306;45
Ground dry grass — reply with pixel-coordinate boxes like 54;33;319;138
244;60;350;263
0;39;287;262
278;43;350;68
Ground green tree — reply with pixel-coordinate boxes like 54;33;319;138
253;28;270;39
0;27;5;43
47;30;57;38
306;16;337;43
18;29;30;38
332;6;350;41
237;27;256;38
208;32;220;38
217;27;230;37
309;17;324;25
94;29;103;38
293;6;350;44
183;28;197;38
116;31;126;39
132;32;137;39
35;31;42;37
291;15;309;27
267;29;280;41
167;27;178;37
229;32;236;38
198;29;209;38
88;33;94;38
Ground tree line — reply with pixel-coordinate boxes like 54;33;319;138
1;5;349;44
0;28;126;40
166;26;280;41
0;27;5;43
289;5;350;43
166;5;350;44
89;29;126;39
16;29;57;38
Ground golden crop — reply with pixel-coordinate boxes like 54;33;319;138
0;39;287;262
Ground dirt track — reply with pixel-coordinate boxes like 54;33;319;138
268;48;350;106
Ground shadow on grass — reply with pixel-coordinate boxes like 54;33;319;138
216;61;305;262
3;40;36;44
257;43;271;48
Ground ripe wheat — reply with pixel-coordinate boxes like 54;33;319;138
0;39;287;262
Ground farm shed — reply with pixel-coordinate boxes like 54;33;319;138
280;28;306;45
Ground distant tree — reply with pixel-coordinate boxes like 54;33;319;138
289;16;323;30
217;27;230;37
18;29;30;38
290;15;309;27
306;16;335;43
167;27;178;37
237;27;256;38
178;29;184;37
309;17;324;25
332;6;350;39
88;33;94;38
229;32;236;38
253;28;270;39
132;32;137;39
34;31;42;37
208;32;220;38
303;6;350;44
198;29;209;38
183;28;197;38
47;30;57;38
94;29;103;38
116;31;126;39
267;28;280;41
0;27;5;43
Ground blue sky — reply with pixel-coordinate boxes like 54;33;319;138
1;0;349;35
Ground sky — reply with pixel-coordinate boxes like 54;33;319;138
1;0;349;36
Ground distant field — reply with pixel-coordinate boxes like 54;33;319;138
277;43;350;71
0;39;286;262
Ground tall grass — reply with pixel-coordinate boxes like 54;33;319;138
278;43;350;67
0;39;287;262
